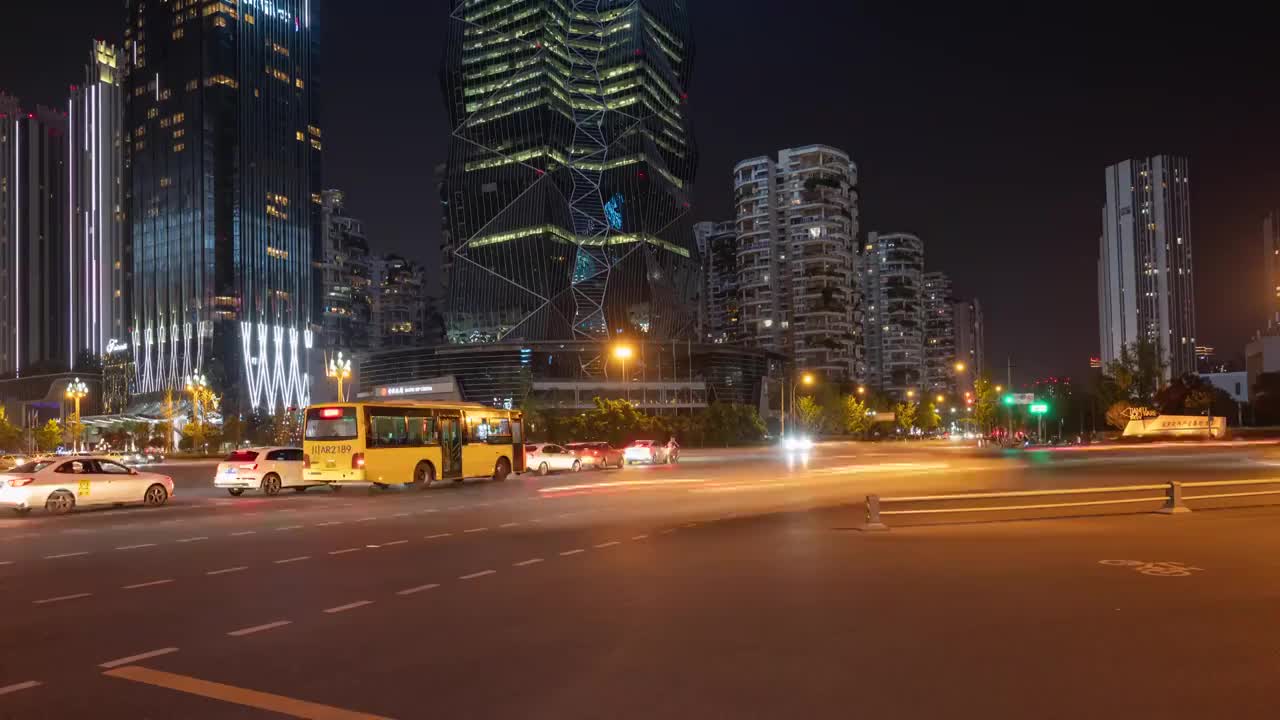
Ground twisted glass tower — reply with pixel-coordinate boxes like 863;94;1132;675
441;0;699;344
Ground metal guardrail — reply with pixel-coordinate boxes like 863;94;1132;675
863;478;1280;530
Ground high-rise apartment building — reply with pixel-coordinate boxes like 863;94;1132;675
1098;155;1195;380
953;298;984;391
922;271;956;393
441;0;699;344
1264;211;1280;329
70;41;128;362
864;232;925;398
320;190;371;354
125;0;322;411
733;145;859;378
693;220;738;344
370;256;429;350
0;95;72;375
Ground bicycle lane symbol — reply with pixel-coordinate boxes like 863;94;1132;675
1099;559;1204;577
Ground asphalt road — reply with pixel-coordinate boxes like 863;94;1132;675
2;440;1280;718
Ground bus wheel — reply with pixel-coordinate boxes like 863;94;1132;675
412;462;435;490
493;458;511;482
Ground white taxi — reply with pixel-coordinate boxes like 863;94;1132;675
0;456;174;515
215;447;315;496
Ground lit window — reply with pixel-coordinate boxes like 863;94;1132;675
296;131;304;141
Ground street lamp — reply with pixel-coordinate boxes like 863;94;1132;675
856;386;866;396
906;389;915;400
995;385;1003;393
954;361;966;373
781;372;816;438
613;344;634;402
327;351;353;402
935;394;945;404
65;378;88;452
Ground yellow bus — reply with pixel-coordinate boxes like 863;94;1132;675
301;402;525;489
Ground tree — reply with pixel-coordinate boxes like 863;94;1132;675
842;394;873;436
972;377;999;433
35;419;63;452
919;402;942;433
894;402;918;434
1100;339;1166;408
273;408;302;446
0;408;22;451
794;396;824;434
702;403;766;447
222;413;246;448
579;397;650;446
1105;401;1133;431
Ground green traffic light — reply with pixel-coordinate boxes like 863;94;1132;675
1002;394;1015;406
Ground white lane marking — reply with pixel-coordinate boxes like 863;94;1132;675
659;529;675;535
316;521;343;527
275;525;304;532
323;600;373;614
33;592;92;605
328;548;361;555
460;569;496;580
595;541;620;548
357;517;378;523
175;536;208;543
0;560;13;566
206;566;248;576
123;579;174;590
382;540;409;547
0;681;41;697
44;551;89;559
683;523;699;528
499;522;520;528
98;647;179;669
231;531;256;537
560;549;585;556
393;512;410;518
631;534;649;540
228;620;292;637
425;533;452;540
273;556;310;565
463;527;488;534
396;583;440;596
513;558;544;567
116;543;157;551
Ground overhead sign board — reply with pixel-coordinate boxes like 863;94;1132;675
1029;402;1049;415
1010;393;1035;405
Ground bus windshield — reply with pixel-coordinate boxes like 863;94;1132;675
305;407;359;440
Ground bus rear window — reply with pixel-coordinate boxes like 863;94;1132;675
305;407;358;440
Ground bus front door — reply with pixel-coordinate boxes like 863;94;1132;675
439;414;463;480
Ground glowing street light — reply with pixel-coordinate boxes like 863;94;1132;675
856;386;866;396
935;394;945;404
783;371;819;438
954;361;967;373
327;351;353;402
65;378;89;452
995;385;1003;393
613;344;634;402
906;389;916;400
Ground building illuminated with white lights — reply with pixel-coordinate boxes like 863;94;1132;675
124;0;322;411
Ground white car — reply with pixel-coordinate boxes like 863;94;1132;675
215;447;314;496
0;456;174;515
525;443;582;476
624;440;680;465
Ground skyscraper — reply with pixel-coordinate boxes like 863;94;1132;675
1264;210;1280;329
0;95;72;375
125;0;322;411
864;232;925;398
953;298;984;391
693;220;738;344
732;145;860;378
1098;155;1195;379
70;41;128;363
922;271;956;393
320;189;371;354
441;0;699;344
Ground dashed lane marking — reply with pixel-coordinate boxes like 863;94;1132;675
103;666;393;720
206;566;248;576
316;521;343;527
98;647;180;669
425;533;452;540
499;522;520;528
44;551;90;559
560;549;585;556
513;558;544;567
274;556;310;565
324;600;373;614
356;517;378;523
116;543;157;551
396;584;439;596
228;620;292;637
463;527;488;534
275;525;304;532
632;534;649;540
382;540;409;547
459;570;496;580
176;536;208;543
595;541;620;548
0;681;41;697
33;592;93;605
123;579;174;590
231;531;256;537
328;548;361;556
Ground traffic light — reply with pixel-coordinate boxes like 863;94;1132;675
1002;394;1015;406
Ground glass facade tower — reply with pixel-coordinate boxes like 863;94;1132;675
125;0;321;411
441;0;699;345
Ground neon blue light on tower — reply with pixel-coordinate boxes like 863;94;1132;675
604;193;624;231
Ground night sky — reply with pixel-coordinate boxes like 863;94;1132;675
3;3;1276;386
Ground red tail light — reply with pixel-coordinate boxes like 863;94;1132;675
352;453;365;469
303;453;311;468
6;477;33;487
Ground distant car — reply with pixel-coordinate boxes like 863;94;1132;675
0;454;29;471
565;442;624;470
0;456;174;515
525;443;582;476
215;447;313;496
623;440;680;465
142;449;166;463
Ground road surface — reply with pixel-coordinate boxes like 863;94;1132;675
2;440;1278;718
